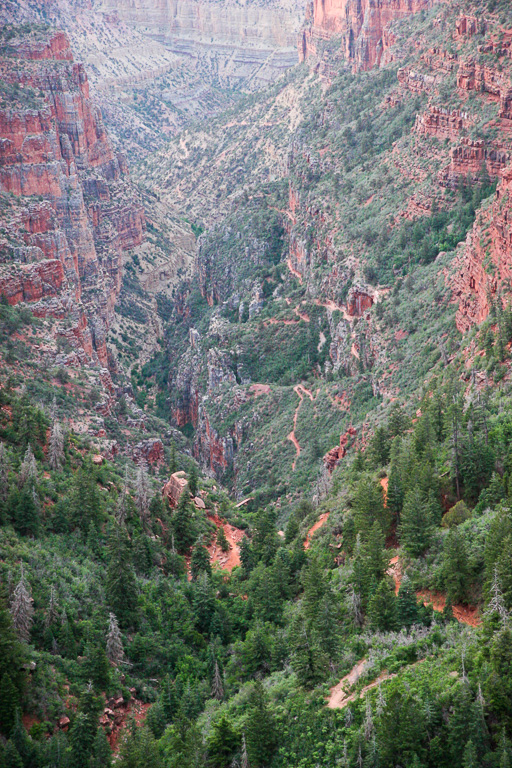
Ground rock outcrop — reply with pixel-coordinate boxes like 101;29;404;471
414;106;470;142
323;426;357;472
439;139;509;188
162;471;189;508
0;28;145;366
457;60;512;120
132;438;165;466
300;0;431;71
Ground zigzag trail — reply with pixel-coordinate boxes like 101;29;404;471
287;384;316;470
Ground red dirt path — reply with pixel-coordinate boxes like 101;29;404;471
304;512;330;549
287;385;317;469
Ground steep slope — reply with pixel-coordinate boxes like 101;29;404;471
0;26;144;371
137;0;512;512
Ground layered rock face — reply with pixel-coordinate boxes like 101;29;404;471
0;29;145;365
300;0;431;71
451;165;512;332
101;0;305;88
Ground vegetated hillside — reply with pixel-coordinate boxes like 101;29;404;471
4;0;512;767
136;0;512;512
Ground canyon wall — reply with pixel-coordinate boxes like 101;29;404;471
451;164;512;332
0;28;145;365
99;0;305;87
300;0;432;71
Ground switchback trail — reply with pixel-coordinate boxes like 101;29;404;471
327;658;426;709
287;384;316;470
304;512;330;549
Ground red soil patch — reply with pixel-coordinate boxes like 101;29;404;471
417;589;481;627
22;713;41;732
109;699;151;753
250;383;271;397
207;512;245;572
304;512;330;549
387;555;402;595
387;554;480;626
380;476;389;506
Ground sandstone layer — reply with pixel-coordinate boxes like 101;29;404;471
300;0;432;71
0;28;145;367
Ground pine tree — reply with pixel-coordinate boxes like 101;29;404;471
0;600;24;700
443;528;470;604
70;713;95;768
207;715;239;768
354;477;388;536
368;578;397;632
399;487;433;558
10;570;33;643
10;713;34;767
4;741;23;768
397;576;419;629
211;660;224;701
241;733;249;768
216;526;230;553
135;462;150;531
0;673;19;737
69;466;101;532
172;491;197;554
106;525;138;628
14;484;39;537
49;420;65;471
240;536;255;574
363;521;388;583
191;541;212;581
0;443;10;506
91;727;112;768
45;585;59;630
188;464;198;497
19;446;36;488
106;612;124;666
116;467;129;526
246;682;277;768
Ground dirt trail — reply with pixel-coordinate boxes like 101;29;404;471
328;658;426;709
304;512;330;549
380;476;389;506
294;306;310;322
387;555;402;595
287;385;316;469
287;258;303;283
314;298;344;313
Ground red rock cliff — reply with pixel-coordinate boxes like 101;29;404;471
0;28;145;365
450;164;512;332
300;0;431;71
